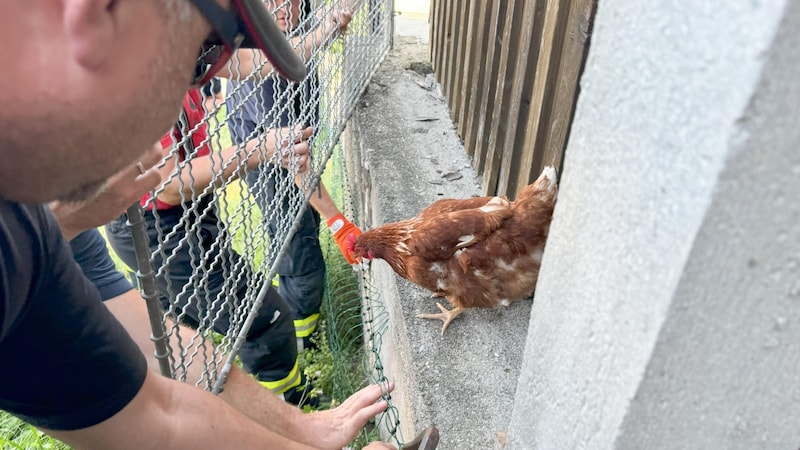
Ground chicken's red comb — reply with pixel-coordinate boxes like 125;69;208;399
345;233;358;253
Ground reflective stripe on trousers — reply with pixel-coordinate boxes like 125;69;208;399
258;360;301;395
294;313;320;338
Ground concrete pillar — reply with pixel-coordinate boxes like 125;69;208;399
508;1;800;448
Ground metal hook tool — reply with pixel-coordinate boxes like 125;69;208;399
400;426;439;450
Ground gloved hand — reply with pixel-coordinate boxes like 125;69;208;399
326;213;363;264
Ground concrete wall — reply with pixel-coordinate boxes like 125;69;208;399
508;1;800;448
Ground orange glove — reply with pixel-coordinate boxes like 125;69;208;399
327;213;363;264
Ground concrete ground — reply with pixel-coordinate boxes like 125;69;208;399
342;10;529;450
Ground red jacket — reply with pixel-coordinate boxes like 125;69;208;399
142;88;211;210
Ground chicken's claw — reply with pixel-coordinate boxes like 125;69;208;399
417;303;465;335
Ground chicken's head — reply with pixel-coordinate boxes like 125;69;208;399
346;233;374;260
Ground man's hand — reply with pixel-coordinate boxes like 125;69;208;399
298;383;394;449
331;2;354;34
315;1;353;45
327;213;363;264
50;144;162;240
256;125;313;174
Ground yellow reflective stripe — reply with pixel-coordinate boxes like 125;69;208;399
293;313;320;338
258;360;301;395
271;274;280;287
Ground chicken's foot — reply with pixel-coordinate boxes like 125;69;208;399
417;303;465;335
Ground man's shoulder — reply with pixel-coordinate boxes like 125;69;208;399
0;200;60;338
0;201;56;252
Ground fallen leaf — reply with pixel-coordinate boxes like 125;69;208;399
442;171;463;182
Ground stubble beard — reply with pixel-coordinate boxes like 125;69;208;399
55;178;109;204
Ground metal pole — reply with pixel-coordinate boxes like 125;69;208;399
126;202;173;378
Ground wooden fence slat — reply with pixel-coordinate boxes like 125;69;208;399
482;0;525;196
449;0;472;119
429;0;595;198
495;0;547;197
456;0;481;139
433;0;448;79
516;0;595;193
444;0;465;112
440;1;455;93
541;0;596;182
429;0;439;66
461;1;493;157
471;0;507;177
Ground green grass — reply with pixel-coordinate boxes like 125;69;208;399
0;415;69;450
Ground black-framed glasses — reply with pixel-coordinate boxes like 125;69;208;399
187;0;306;85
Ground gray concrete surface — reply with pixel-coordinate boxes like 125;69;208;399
507;1;800;449
342;11;527;450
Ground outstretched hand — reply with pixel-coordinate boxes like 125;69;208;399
299;382;395;450
50;143;163;240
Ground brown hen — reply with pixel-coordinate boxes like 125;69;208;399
348;166;558;334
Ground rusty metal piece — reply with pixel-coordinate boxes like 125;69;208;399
401;426;439;450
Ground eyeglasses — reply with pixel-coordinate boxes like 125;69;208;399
187;0;307;86
187;0;245;86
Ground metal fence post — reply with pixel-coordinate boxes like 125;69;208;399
126;202;173;378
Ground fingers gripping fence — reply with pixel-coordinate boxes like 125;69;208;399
122;0;405;446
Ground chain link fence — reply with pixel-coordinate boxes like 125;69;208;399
130;0;401;445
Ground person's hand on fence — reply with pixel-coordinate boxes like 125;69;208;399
316;1;353;43
49;143;163;240
332;1;354;34
327;213;363;264
256;125;313;173
296;382;394;449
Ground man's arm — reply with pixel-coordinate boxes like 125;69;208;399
296;177;363;264
155;126;312;206
104;289;393;449
44;370;319;450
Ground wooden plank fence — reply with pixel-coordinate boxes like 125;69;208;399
430;0;597;198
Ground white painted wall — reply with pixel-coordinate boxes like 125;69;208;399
508;0;800;448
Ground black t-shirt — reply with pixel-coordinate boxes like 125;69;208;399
0;200;147;430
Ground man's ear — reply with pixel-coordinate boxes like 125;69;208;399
63;0;115;69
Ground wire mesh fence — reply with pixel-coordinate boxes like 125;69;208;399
120;0;401;446
323;142;405;448
0;1;407;449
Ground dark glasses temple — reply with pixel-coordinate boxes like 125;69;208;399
188;0;244;48
187;0;307;82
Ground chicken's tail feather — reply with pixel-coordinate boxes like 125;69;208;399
517;166;558;203
539;166;557;189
